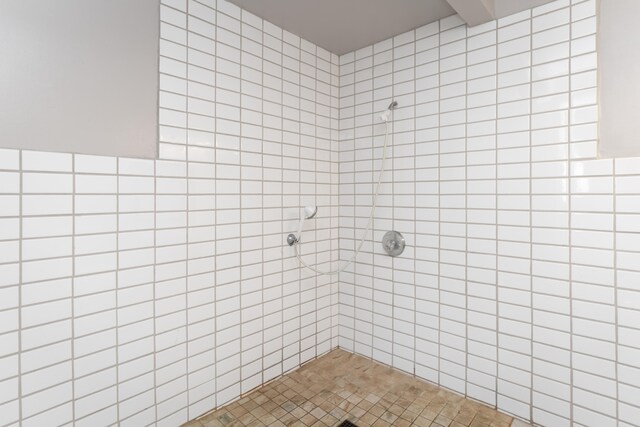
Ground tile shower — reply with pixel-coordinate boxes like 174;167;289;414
1;1;639;427
337;1;639;426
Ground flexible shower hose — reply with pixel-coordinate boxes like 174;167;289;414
293;120;390;275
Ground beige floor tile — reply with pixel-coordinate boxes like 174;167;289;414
182;349;515;427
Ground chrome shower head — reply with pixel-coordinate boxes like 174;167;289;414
304;206;318;219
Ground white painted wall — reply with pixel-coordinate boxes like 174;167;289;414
0;0;159;159
598;0;640;158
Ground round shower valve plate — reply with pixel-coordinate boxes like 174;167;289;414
382;231;405;257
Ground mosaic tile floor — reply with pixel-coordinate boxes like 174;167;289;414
184;349;523;427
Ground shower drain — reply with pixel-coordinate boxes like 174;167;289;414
337;421;359;427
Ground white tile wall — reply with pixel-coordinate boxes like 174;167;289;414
338;0;640;425
0;0;339;425
4;0;640;426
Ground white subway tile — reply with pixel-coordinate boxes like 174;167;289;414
0;149;19;170
22;151;72;172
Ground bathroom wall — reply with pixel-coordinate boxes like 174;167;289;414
5;0;640;426
0;0;159;159
338;0;640;425
0;0;339;425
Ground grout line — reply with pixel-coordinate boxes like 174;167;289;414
71;155;76;423
152;156;159;424
567;3;574;424
613;158;619;425
528;11;534;423
413;28;418;378
314;43;319;363
184;0;193;416
296;27;302;373
115;157;121;424
436;18;442;390
261;12;267;388
493;19;500;409
463;21;469;399
391;34;396;370
18;150;23;426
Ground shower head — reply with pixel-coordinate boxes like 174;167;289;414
303;206;318;219
287;206;318;245
380;100;398;122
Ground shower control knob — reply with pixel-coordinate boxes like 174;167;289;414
382;231;405;257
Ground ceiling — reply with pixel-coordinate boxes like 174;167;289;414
227;0;456;55
227;0;557;56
